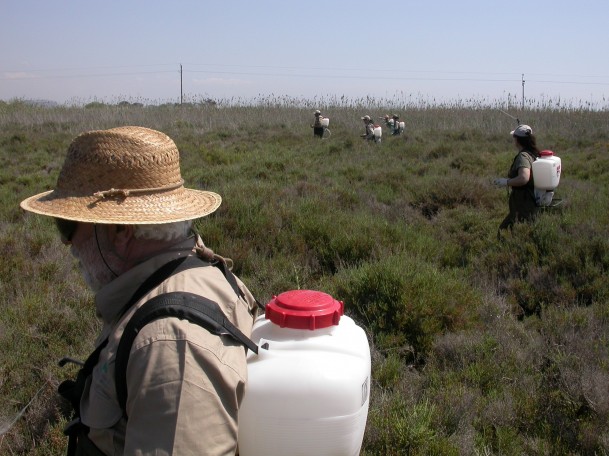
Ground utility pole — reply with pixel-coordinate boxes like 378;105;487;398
521;73;525;110
180;64;183;105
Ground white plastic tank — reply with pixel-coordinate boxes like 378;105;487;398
321;117;330;128
398;121;405;133
238;290;371;456
532;150;561;190
373;125;382;142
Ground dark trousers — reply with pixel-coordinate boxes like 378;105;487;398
498;188;538;234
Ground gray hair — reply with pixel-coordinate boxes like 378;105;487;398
133;220;193;242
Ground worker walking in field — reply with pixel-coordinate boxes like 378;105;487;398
20;126;259;455
391;114;404;135
381;114;394;131
380;114;404;136
361;115;380;143
312;110;324;138
494;124;541;236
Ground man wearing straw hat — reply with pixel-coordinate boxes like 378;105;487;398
20;126;258;455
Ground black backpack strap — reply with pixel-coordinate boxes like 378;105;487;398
211;259;245;299
58;338;109;456
211;258;265;311
115;291;258;418
116;255;191;318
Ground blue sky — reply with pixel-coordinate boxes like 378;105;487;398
2;0;608;106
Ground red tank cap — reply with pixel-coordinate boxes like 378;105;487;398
540;150;554;156
265;290;344;330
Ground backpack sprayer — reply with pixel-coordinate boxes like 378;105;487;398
498;110;562;207
238;290;370;456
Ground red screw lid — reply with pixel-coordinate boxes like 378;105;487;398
265;290;344;330
540;150;554;157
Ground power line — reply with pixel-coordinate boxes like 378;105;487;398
528;79;609;86
1;63;179;73
0;70;176;81
184;63;609;80
2;64;609;89
3;63;609;84
187;69;609;86
188;69;521;83
183;62;524;77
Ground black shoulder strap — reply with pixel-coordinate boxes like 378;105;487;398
211;258;265;311
117;255;191;319
115;291;258;418
211;259;244;300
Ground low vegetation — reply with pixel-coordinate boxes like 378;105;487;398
1;98;608;455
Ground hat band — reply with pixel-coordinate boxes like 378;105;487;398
93;179;185;199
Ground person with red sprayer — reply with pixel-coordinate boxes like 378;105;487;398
493;124;541;235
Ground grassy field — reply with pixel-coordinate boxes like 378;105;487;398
1;98;608;455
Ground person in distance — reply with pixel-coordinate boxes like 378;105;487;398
312;109;324;138
360;115;376;142
493;124;541;235
391;114;403;135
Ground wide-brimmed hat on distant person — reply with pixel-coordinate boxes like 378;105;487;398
20;126;221;224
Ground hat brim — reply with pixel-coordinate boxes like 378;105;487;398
20;188;221;224
511;130;528;137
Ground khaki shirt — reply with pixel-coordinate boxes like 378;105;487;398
80;235;256;455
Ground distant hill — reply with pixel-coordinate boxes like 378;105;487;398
22;99;59;107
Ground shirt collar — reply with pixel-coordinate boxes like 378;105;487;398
94;235;201;325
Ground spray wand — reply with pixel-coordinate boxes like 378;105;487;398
498;109;520;126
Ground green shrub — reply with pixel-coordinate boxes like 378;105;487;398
332;254;482;358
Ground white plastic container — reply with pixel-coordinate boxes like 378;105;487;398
321;117;330;128
238;290;371;456
373;125;382;138
532;150;561;190
398;121;405;133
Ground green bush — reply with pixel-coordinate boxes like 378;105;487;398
332;254;482;358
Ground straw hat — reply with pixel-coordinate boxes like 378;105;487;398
20;126;222;224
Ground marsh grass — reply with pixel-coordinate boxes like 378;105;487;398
1;99;609;454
